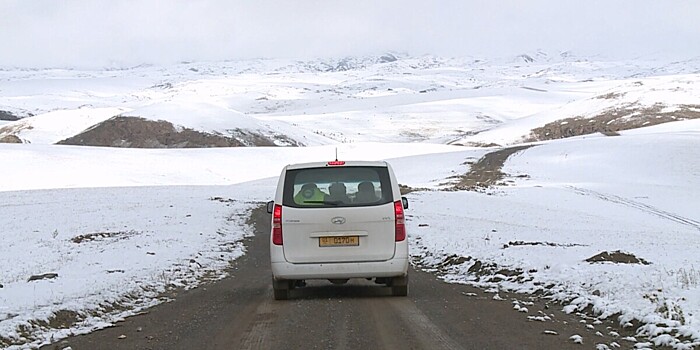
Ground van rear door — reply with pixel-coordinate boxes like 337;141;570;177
280;166;396;264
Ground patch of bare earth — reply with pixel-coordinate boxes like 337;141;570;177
526;103;700;142
398;184;430;195
0;134;23;143
57;116;300;148
585;250;650;265
452;145;533;191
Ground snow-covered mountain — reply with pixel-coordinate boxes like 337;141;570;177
2;54;699;148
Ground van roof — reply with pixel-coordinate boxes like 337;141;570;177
285;160;389;170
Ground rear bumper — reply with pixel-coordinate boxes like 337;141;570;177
271;258;409;280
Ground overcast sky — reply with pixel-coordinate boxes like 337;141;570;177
1;0;699;68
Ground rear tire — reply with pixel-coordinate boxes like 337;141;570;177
391;275;409;297
272;277;290;300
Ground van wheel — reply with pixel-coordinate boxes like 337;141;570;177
272;278;290;300
391;275;409;297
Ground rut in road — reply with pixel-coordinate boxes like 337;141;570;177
237;294;277;349
383;298;464;349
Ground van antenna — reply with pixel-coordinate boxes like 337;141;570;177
335;147;338;161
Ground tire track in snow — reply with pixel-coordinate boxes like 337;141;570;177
567;186;700;231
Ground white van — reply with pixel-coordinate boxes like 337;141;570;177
266;160;409;300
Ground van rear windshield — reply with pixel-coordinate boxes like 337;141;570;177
283;166;393;208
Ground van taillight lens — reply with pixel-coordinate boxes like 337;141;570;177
394;200;406;242
272;204;283;245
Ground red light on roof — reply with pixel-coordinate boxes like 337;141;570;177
327;161;346;166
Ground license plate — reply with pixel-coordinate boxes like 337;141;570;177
319;236;359;247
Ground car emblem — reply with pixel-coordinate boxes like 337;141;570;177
331;216;346;225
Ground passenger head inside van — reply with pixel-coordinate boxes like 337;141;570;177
328;182;350;203
355;181;378;203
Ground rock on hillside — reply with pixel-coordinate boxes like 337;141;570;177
0;110;20;121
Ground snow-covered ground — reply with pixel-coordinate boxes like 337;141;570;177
408;121;700;349
1;55;700;349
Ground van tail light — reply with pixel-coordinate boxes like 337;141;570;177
272;204;283;245
394;200;406;242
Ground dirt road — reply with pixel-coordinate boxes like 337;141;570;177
49;204;595;350
47;146;604;349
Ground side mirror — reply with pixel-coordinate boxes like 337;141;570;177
266;200;275;214
401;197;409;210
